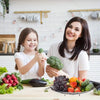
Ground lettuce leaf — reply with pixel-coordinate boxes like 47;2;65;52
0;67;8;76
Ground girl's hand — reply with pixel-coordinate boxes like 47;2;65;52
34;52;39;62
34;52;47;67
37;52;47;77
38;52;47;64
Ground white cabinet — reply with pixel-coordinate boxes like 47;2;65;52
0;55;17;73
88;55;100;82
0;55;100;82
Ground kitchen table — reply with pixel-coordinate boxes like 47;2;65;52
0;84;100;100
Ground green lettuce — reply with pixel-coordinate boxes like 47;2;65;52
0;67;8;76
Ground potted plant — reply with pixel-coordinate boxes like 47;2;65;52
0;0;9;17
4;0;9;13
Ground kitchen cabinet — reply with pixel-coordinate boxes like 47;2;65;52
88;55;100;82
0;55;17;73
0;55;100;82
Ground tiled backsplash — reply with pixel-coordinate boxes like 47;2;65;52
0;0;100;50
0;55;100;82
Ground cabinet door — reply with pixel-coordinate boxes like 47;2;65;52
0;56;17;73
88;55;100;82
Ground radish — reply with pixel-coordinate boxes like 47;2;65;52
12;83;16;86
9;79;13;84
6;74;11;78
2;77;6;82
11;74;17;80
14;80;19;84
5;80;9;84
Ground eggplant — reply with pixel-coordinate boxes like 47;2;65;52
95;85;100;90
89;80;100;88
29;79;47;87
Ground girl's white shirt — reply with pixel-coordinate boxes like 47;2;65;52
14;52;40;80
47;42;90;78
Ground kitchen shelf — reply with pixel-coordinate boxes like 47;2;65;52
68;9;100;12
14;10;51;24
0;34;15;54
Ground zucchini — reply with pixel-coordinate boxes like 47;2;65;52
21;79;32;84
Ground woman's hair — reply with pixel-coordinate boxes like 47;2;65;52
15;27;38;70
59;16;91;60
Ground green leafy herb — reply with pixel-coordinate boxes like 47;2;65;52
0;78;3;84
15;83;23;90
0;84;16;94
41;78;53;86
44;89;48;92
0;67;8;76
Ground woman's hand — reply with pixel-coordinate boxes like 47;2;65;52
46;65;69;78
46;65;59;77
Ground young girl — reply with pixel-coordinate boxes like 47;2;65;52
14;28;47;80
46;17;91;80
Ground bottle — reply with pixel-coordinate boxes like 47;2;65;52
7;43;12;53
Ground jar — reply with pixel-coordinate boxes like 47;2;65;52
92;42;100;53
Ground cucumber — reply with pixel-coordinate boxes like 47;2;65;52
21;79;32;84
81;79;89;87
93;86;100;95
85;83;94;91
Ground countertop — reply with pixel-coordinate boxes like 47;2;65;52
0;85;100;100
0;51;100;56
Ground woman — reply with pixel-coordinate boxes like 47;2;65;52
46;17;91;80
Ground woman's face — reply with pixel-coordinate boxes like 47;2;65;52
66;22;82;41
23;32;38;51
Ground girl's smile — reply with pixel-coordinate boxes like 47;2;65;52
23;32;38;52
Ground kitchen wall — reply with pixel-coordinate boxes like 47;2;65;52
0;0;100;50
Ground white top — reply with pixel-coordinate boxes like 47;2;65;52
14;52;40;80
47;42;89;78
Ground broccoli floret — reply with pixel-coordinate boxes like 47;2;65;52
38;48;44;53
47;56;63;70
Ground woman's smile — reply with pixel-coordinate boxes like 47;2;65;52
67;32;75;37
66;22;82;41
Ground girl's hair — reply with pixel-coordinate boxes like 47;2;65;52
15;27;38;70
59;16;91;60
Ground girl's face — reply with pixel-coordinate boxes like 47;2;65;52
66;22;82;41
23;32;38;51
